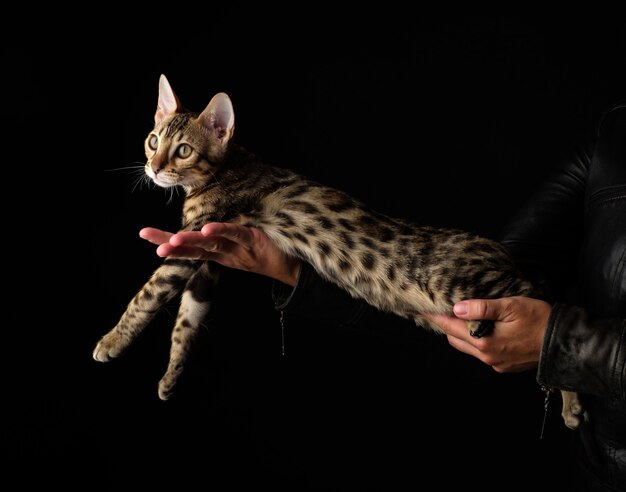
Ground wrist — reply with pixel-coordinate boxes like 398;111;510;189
274;256;302;287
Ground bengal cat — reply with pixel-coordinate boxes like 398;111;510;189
94;74;582;430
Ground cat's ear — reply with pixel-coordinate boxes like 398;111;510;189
198;92;235;144
155;74;182;123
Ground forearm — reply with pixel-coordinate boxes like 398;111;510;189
537;303;626;399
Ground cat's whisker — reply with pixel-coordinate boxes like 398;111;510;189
104;163;146;173
166;188;174;205
207;169;220;186
130;174;154;194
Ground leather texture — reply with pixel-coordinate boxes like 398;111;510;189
501;100;626;490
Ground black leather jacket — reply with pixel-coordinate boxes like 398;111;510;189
273;100;625;490
499;99;626;491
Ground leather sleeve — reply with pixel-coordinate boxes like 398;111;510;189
538;303;626;399
501;102;626;400
498;135;592;302
272;262;371;328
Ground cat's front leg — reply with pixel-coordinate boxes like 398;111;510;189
93;258;198;363
158;261;219;400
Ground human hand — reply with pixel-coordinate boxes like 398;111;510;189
424;297;552;373
139;222;301;286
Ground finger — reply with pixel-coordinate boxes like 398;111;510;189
425;313;474;340
139;227;174;245
453;298;509;322
156;242;209;259
446;334;487;361
201;222;254;248
169;231;218;249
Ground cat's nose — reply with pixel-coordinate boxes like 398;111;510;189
150;156;165;175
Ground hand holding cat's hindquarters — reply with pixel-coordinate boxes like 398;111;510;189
140;223;301;287
425;296;551;373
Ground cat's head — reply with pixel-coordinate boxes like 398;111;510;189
144;74;235;191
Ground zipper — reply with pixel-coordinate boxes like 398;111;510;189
588;184;626;207
539;385;555;439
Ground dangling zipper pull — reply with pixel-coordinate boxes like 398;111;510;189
539;385;554;439
280;311;286;356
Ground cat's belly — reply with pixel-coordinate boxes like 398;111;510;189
335;275;453;320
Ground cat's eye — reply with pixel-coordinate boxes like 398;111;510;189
147;134;159;150
177;144;192;159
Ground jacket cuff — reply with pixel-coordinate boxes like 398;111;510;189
271;262;368;327
537;303;625;399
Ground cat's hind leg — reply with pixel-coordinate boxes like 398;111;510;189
466;319;495;338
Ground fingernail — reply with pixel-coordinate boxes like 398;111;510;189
453;301;468;315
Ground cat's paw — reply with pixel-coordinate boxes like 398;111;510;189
158;363;184;400
158;383;174;401
158;376;176;401
561;390;585;430
466;319;495;338
92;332;130;362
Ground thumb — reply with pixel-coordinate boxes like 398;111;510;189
453;299;508;321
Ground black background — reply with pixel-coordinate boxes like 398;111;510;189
5;10;625;491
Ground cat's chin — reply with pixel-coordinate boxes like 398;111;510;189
144;170;176;188
151;177;177;188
